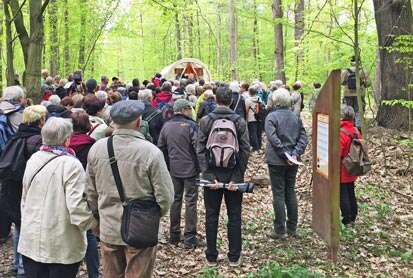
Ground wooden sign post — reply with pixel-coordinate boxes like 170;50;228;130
312;69;341;262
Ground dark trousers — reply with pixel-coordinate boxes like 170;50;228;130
0;209;11;240
85;230;100;278
170;176;198;245
257;121;264;149
268;165;299;234
204;187;242;262
340;182;358;225
344;96;365;129
248;121;260;151
22;256;80;278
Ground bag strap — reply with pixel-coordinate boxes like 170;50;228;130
28;155;60;187
88;123;101;136
233;94;242;111
347;68;353;74
107;136;126;204
145;110;161;123
340;128;359;139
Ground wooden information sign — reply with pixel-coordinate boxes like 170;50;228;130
312;70;341;262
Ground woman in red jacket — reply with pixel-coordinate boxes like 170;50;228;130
339;105;361;227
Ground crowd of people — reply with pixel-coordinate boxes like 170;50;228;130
0;61;367;277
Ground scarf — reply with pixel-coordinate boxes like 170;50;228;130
40;145;76;157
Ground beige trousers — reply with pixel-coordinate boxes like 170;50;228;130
100;241;157;278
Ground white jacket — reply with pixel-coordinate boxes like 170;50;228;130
18;151;97;264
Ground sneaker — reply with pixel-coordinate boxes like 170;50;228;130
266;230;287;240
229;257;242;267
184;238;206;249
205;258;217;267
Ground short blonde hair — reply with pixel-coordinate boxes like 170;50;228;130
23;105;47;125
41;117;73;146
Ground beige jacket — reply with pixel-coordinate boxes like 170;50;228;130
341;66;371;97
18;151;97;264
86;129;174;246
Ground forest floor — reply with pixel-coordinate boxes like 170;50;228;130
1;112;412;278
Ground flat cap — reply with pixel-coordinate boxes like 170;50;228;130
110;100;145;124
173;99;192;112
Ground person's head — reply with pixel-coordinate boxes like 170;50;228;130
48;95;61;106
142;80;149;87
101;75;109;84
350;55;356;66
117;87;127;97
203;90;214;100
2;86;26;104
132;78;140;87
58;79;67;88
73;71;82;84
313;82;321;89
229;81;240;93
54;75;61;84
341;105;355;121
41;117;73;147
42;69;49;79
84;97;105;116
161;81;172;92
14;73;19;81
128;91;138;100
272;88;291;107
86;79;98;93
240;83;249;92
138;89;152;102
110;100;144;130
112;77;119;83
45;76;53;85
173;99;192;116
199;79;205;86
269;80;283;91
70;112;92;134
61;97;74;110
22;105;47;127
72;94;84;108
109;92;122;104
248;87;257;97
180;78;187;88
215;87;232;106
95;90;108;101
188;73;195;80
186;84;196;96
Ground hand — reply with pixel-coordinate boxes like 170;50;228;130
92;225;100;237
227;181;238;192
210;179;219;190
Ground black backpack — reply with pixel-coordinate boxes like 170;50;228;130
250;100;267;122
346;68;357;90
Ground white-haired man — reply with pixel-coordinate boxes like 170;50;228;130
0;86;25;132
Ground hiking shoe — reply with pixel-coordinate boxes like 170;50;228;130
205;258;217;267
184;238;206;249
266;230;287;240
168;237;180;246
229;257;242;267
287;230;297;238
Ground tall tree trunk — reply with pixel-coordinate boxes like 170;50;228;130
78;0;86;69
140;13;145;76
49;0;59;76
216;1;222;77
174;4;182;60
188;13;194;57
228;0;238;80
8;0;30;68
373;0;413;130
196;10;201;59
272;0;286;83
374;47;381;104
252;0;259;78
64;0;70;76
294;0;304;80
0;2;3;93
4;0;15;86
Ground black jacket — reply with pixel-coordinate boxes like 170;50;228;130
196;106;250;183
142;101;164;145
158;114;199;178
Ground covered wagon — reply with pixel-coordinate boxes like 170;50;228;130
160;58;213;82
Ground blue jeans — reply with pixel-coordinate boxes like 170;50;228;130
86;230;100;278
12;227;24;275
268;165;299;234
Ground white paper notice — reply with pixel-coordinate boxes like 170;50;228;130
317;114;329;177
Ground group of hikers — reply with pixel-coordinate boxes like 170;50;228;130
0;56;370;278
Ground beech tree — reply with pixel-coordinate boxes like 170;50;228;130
272;0;286;83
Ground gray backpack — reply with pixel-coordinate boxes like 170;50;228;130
206;113;240;168
341;128;371;176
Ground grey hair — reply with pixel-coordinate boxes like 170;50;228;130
45;76;53;84
138;89;152;102
186;84;196;95
341;105;355;120
48;95;61;106
229;81;240;93
2;86;25;101
41;117;73;146
272;88;291;107
96;90;108;100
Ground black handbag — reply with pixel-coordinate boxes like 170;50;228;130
107;136;161;249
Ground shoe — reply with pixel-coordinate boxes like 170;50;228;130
205;258;217;267
10;269;17;276
184;238;206;249
287;230;297;238
17;274;26;278
229;257;242;267
266;230;287;240
168;237;180;246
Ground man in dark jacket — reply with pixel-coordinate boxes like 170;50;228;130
196;87;250;267
158;99;203;249
139;89;164;145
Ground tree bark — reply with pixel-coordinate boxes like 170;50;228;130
228;0;238;80
196;10;201;59
4;0;15;86
373;0;413;130
174;4;182;60
48;0;59;76
78;0;86;69
8;0;30;68
216;1;222;77
64;0;70;76
252;0;260;79
272;0;286;83
294;0;304;80
0;2;3;92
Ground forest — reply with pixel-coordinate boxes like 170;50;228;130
0;0;413;277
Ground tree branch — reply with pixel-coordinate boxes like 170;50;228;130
40;0;50;16
8;0;27;24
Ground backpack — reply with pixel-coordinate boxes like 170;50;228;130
206;113;240;168
156;95;172;110
346;68;357;90
145;110;162;123
0;109;18;155
251;100;267;122
161;103;175;121
204;100;217;115
340;128;371;176
0;137;27;182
